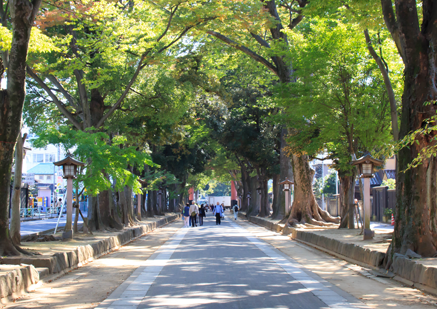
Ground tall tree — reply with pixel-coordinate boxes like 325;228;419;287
281;19;392;227
206;0;339;224
0;0;42;255
378;0;437;260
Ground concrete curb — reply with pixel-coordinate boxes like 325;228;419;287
0;264;39;301
0;214;180;302
240;213;437;296
21;224;84;242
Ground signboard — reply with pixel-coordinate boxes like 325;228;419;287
23;173;35;185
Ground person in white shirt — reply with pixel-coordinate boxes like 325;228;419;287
189;202;199;227
213;202;223;225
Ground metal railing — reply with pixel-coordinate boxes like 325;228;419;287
19;207;63;220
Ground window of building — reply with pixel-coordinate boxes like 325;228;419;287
38;175;44;180
46;175;52;181
45;154;55;162
33;154;43;163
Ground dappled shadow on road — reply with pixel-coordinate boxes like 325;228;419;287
138;216;329;309
5;224;182;309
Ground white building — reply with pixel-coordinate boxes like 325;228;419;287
22;132;67;189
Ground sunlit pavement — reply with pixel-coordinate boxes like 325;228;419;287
370;222;394;232
19;212;84;236
97;215;368;309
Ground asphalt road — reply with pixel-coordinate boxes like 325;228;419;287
98;215;367;309
19;212;85;236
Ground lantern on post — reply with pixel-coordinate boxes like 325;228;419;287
279;178;294;214
351;154;383;240
53;153;84;240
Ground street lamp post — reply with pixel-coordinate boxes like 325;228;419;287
352;154;383;240
53;153;85;240
279;178;294;214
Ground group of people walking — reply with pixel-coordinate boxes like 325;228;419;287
182;201;239;227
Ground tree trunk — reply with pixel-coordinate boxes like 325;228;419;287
124;185;134;224
247;176;259;216
379;0;437;262
364;29;399;141
99;190;123;229
11;132;26;244
0;0;42;256
388;42;437;260
338;172;356;229
240;162;250;212
169;184;176;212
118;188;129;226
87;195;100;230
270;174;282;219
288;154;340;226
147;190;154;217
258;169;269;217
160;188;166;213
151;190;161;215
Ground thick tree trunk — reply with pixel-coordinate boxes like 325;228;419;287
124;185;134;224
87;195;100;230
100;190;123;229
151;190;161;215
240;162;250;212
118;188;129;226
11;132;26;244
258;168;269;217
169;184;177;212
388;49;437;260
379;0;437;263
288;154;340;226
270;174;282;219
247;176;259;216
0;0;42;255
0;91;20;255
147;190;154;217
160;188;166;213
338;173;356;229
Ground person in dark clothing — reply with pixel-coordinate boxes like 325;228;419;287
183;204;190;228
199;204;206;226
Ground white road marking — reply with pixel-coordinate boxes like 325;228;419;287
95;227;188;309
228;219;369;309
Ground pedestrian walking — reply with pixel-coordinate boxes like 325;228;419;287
233;204;239;220
213;202;223;225
189;202;199;227
199;204;206;226
183;203;190;228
